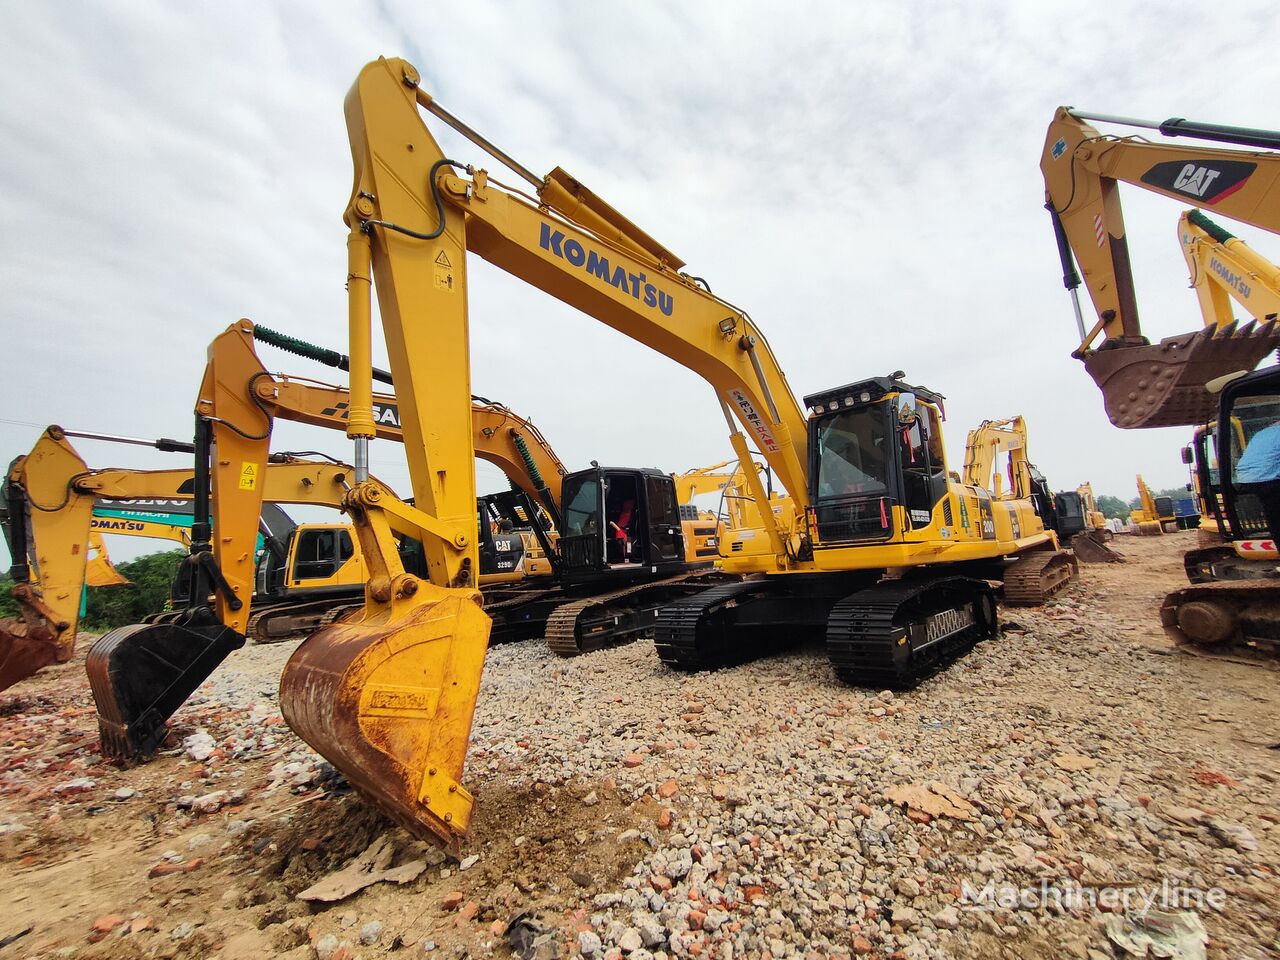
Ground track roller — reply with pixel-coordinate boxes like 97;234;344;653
825;576;998;689
1002;549;1078;605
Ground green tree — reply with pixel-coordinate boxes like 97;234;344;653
1095;495;1131;520
83;549;185;631
0;573;17;619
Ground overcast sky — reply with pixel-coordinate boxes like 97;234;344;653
4;1;1280;565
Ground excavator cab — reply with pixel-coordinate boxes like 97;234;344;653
558;467;686;585
476;498;527;581
1053;491;1088;539
1216;369;1280;542
806;377;950;543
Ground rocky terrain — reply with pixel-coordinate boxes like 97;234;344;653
1;531;1277;959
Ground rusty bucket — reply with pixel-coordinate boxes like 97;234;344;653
279;583;491;850
0;585;73;692
1085;321;1280;429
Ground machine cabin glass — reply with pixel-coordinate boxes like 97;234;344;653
560;470;604;571
558;467;686;577
808;388;947;544
291;528;354;584
1221;386;1280;540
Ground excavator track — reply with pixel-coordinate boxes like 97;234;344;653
1160;580;1280;661
484;586;567;644
547;572;738;657
652;579;778;671
826;576;998;689
1001;549;1077;605
247;598;361;644
1184;546;1240;584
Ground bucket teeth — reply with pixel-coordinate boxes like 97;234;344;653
86;617;246;760
279;585;490;849
1085;322;1280;429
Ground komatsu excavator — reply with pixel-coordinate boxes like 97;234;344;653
84;317;746;758
957;416;1119;568
132;56;1077;848
1042;108;1280;428
673;459;786;535
1161;364;1280;657
960;417;1061;532
1131;475;1175;535
1179;210;1280;330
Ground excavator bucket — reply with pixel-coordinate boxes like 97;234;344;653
279;584;490;850
0;586;73;692
86;615;245;758
1085;321;1280;429
1070;531;1125;563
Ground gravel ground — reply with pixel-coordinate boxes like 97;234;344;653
1;532;1277;959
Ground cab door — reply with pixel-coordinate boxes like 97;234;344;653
645;474;683;563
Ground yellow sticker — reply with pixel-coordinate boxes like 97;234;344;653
239;462;258;490
434;266;454;291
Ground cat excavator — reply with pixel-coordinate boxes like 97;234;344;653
134;56;1078;847
1042;108;1280;428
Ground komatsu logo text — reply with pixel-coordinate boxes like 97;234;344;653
539;223;675;316
1210;257;1253;298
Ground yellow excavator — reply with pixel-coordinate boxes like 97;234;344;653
82;318;746;758
1163;364;1280;657
1179;209;1280;329
958;417;1122;565
0;426;387;693
1130;475;1176;535
1076;483;1110;537
95;56;1077;848
1042;108;1280;428
672;459;786;545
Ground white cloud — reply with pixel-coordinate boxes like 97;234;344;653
3;0;1279;565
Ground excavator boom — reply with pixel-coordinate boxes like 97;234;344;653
274;57;1072;847
1042;108;1280;428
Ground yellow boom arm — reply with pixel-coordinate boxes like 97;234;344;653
1179;209;1280;328
962;417;1034;500
1041;108;1280;428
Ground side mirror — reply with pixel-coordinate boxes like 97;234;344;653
1186;483;1193;492
1180;446;1194;465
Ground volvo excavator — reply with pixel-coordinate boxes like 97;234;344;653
79;56;1079;848
1042;108;1280;428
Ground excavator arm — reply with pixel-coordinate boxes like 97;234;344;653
961;417;1031;498
271;56;820;848
1041;108;1280;428
0;426;370;691
195;319;568;630
1178;209;1280;328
